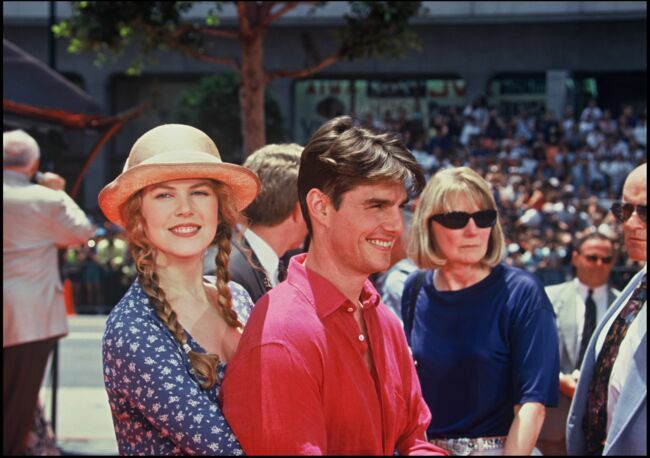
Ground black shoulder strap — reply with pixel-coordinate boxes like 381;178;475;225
405;269;427;340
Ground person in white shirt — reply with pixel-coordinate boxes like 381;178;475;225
3;130;94;454
537;231;618;455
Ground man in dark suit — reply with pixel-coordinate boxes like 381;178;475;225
537;231;618;455
221;143;307;303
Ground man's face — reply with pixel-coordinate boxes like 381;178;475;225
322;181;407;278
572;238;614;288
621;172;647;262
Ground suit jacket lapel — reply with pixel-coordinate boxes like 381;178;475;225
604;329;647;454
558;282;580;369
237;236;270;294
607;287;618;309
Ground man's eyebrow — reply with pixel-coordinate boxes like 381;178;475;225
362;197;393;206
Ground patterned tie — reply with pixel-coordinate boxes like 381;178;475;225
578;289;597;366
582;273;647;455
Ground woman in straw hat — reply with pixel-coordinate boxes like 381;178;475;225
98;124;260;455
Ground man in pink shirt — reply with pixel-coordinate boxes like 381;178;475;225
223;116;446;455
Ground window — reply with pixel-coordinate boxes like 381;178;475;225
293;77;465;144
487;74;546;118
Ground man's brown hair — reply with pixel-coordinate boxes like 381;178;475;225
298;116;425;235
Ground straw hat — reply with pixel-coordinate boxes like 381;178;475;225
98;124;260;228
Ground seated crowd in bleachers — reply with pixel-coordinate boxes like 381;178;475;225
63;99;646;312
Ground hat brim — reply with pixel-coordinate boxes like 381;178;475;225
98;162;260;228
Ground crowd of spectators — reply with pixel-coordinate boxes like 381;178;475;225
62;98;646;312
61;219;134;314
361;96;647;290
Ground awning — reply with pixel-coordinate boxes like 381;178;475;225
3;38;101;114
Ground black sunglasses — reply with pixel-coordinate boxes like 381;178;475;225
582;254;613;264
428;210;498;230
610;202;647;223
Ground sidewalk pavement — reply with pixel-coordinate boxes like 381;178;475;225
41;315;118;455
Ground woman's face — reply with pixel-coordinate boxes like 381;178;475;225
141;178;219;265
429;194;493;267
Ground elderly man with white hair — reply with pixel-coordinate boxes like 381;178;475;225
3;129;94;455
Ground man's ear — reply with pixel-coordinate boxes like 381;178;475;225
306;188;331;229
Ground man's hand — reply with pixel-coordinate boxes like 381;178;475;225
559;370;580;398
37;172;66;191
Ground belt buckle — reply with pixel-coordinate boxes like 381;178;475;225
451;438;473;456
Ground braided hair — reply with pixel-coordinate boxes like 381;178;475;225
120;181;240;389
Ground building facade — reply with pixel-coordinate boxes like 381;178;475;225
3;1;647;212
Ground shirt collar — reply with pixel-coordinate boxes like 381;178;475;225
286;253;381;319
576;278;609;301
3;170;31;184
244;228;279;282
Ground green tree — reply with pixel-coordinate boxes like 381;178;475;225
54;1;422;155
177;73;284;163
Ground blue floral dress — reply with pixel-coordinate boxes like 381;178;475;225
102;278;253;455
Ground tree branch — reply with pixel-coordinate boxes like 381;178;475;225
170;41;240;70
171;22;237;41
267;52;342;81
259;2;276;20
141;22;240;72
198;26;238;40
261;2;301;27
237;1;252;38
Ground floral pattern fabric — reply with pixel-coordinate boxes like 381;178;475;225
102;278;253;455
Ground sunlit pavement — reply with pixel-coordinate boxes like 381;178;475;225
41;314;118;455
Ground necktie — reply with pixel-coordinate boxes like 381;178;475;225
582;273;646;455
277;258;288;283
578;289;597;366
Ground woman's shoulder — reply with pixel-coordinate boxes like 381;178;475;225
202;275;249;298
202;275;254;325
497;264;554;316
103;280;163;344
499;263;544;291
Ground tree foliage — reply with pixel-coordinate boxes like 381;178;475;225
176;73;285;164
54;1;423;154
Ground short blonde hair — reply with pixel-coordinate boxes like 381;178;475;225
408;167;505;270
243;143;303;226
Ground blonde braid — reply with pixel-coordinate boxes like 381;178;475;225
121;193;220;390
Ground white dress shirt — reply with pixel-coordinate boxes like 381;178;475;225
244;229;280;286
575;280;610;347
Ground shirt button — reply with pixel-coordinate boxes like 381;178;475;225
347;307;354;312
358;335;365;342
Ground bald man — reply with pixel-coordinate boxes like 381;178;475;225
3;130;94;454
566;163;647;455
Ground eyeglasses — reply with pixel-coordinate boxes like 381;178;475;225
610;202;647;223
428;210;498;230
582;254;613;264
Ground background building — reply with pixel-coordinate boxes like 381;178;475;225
3;1;646;213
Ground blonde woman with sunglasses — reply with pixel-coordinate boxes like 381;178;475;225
403;166;560;455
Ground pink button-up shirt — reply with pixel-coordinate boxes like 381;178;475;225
223;253;445;455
